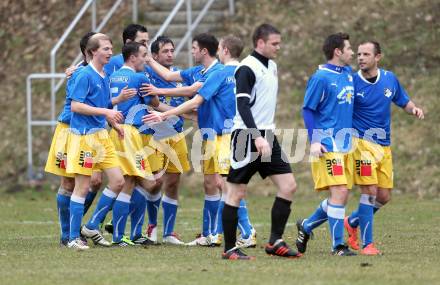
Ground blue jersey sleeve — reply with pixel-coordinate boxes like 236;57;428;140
180;66;198;85
198;70;224;101
303;75;325;111
138;74;153;105
392;76;410;108
70;72;89;103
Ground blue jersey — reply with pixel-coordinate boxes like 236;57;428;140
70;64;112;134
197;64;237;138
179;60;223;86
104;54;124;77
58;64;85;124
353;69;410;146
145;66;186;132
110;66;154;134
303;63;354;152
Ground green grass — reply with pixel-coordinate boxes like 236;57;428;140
1;189;439;285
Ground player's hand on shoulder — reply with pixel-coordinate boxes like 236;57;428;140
310;142;327;157
412;106;424;120
140;83;161;96
65;65;78;79
255;136;271;158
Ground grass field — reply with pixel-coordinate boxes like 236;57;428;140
1;189;439;285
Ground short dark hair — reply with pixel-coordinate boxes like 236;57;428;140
359;40;382;55
322;33;350;60
252;23;280;48
151;36;174;55
122;24;148;44
221;35;244;58
122;42;144;62
193;33;219;57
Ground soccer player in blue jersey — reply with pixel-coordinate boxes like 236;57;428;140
344;41;424;255
137;36;191;245
45;32;104;246
66;33;125;250
296;33;357;256
143;35;256;247
108;42;161;246
104;24;149;76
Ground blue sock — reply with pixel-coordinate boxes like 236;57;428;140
83;189;97;215
86;187;117;230
112;192;131;243
130;187;147;240
203;193;220;236
359;194;375;248
327;203;345;249
348;200;383;228
56;188;71;242
303;199;328;234
238;199;252;238
69;194;85;241
215;199;225;235
162;195;178;237
145;191;162;226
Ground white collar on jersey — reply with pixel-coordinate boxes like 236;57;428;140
121;65;136;72
89;62;105;78
225;60;240;66
358;69;381;85
202;59;218;74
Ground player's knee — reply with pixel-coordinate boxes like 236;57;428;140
280;179;297;195
90;176;102;192
61;177;75;191
377;190;391;204
111;176;125;192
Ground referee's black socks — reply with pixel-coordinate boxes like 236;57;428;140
222;203;239;252
269;196;292;245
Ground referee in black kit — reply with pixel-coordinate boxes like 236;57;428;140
221;24;302;260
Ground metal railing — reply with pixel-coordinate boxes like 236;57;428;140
26;0;235;180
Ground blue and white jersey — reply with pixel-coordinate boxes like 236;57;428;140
70;64;112;134
104;54;124;77
303;63;355;152
179;60;223;86
110;66;154;134
145;66;186;132
197;64;237;138
353;69;410;146
58;63;86;124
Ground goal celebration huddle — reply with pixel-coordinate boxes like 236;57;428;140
44;22;424;260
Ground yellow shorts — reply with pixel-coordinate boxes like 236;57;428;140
44;122;74;178
109;125;153;178
66;129;120;176
352;138;393;189
311;152;353;191
202;134;231;175
141;134;165;173
156;132;191;174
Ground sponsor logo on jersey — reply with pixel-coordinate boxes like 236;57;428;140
79;151;93;168
56;151;68;169
326;158;343;176
356;159;372;176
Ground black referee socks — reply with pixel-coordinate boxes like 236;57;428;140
222;203;239;252
269;196;292;245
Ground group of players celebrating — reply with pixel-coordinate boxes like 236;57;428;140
45;22;424;260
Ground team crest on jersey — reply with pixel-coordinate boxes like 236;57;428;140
326;158;343;176
348;74;353;82
79;151;93;168
356;159;372;176
136;154;145;171
384;88;392;98
55;151;67;169
176;83;183;88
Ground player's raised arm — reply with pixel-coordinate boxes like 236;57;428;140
145;55;183;82
140;81;202;97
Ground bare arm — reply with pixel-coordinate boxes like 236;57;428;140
154;102;197;121
403;100;424;119
147;57;182;82
71;101;123;125
140;81;203;97
143;95;204;123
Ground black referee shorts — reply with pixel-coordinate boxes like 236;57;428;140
227;129;292;184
